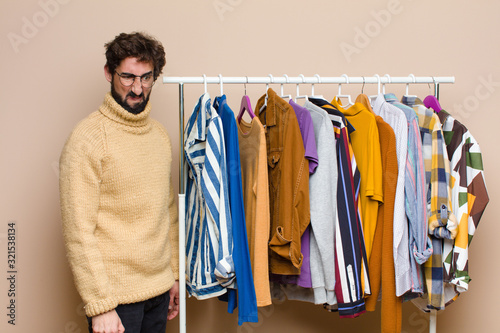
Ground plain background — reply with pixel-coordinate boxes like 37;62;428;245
1;0;499;332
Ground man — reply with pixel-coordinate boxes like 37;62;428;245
59;32;179;333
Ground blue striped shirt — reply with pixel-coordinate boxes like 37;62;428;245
184;93;234;299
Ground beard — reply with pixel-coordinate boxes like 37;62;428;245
111;83;151;115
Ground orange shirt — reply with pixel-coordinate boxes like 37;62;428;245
365;113;402;333
238;116;272;307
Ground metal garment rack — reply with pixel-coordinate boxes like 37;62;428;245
163;75;455;333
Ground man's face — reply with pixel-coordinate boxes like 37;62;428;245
105;57;154;114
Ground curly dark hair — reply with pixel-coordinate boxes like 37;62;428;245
104;32;166;81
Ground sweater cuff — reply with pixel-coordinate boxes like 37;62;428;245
171;253;179;280
84;297;119;317
172;265;179;280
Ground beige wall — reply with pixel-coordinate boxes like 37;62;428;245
1;0;499;332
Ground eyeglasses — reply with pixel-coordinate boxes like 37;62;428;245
115;71;155;88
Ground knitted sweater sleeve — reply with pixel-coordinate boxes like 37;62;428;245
165;137;179;280
59;119;118;317
153;120;179;280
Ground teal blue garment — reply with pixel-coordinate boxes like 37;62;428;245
213;95;258;325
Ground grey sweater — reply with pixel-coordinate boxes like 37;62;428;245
275;101;338;305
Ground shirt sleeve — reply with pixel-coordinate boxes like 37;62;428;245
206;117;235;287
428;118;458;240
366;119;384;203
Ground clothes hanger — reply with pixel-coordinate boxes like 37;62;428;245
335;74;353;107
238;76;256;123
280;74;293;100
423;77;443;113
403;74;418;98
369;74;381;104
355;76;374;110
295;74;308;102
309;74;325;100
382;74;391;94
213;74;224;113
218;74;224;96
259;75;272;113
355;76;367;100
203;74;208;94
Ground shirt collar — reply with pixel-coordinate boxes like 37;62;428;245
384;93;398;103
330;98;365;117
255;88;281;127
186;93;213;146
213;94;227;111
373;93;386;112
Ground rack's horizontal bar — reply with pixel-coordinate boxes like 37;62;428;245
163;75;455;85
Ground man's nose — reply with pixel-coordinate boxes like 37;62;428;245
131;76;143;95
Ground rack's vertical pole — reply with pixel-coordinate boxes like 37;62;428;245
429;81;440;333
429;309;437;333
179;83;185;194
178;83;186;333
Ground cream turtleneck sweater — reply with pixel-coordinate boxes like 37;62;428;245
59;92;179;317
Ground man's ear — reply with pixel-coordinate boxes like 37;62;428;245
104;65;112;83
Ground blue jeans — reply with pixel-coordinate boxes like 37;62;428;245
87;291;170;333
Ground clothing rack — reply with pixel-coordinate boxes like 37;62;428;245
163;74;455;333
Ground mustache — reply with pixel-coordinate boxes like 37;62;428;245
127;91;144;99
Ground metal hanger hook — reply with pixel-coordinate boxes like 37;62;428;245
203;74;207;94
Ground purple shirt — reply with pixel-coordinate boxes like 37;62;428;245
289;100;319;174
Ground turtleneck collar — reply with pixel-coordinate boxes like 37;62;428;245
98;92;151;128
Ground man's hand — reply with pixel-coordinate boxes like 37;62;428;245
92;309;125;333
167;281;180;320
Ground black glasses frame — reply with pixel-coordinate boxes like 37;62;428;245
115;71;155;88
